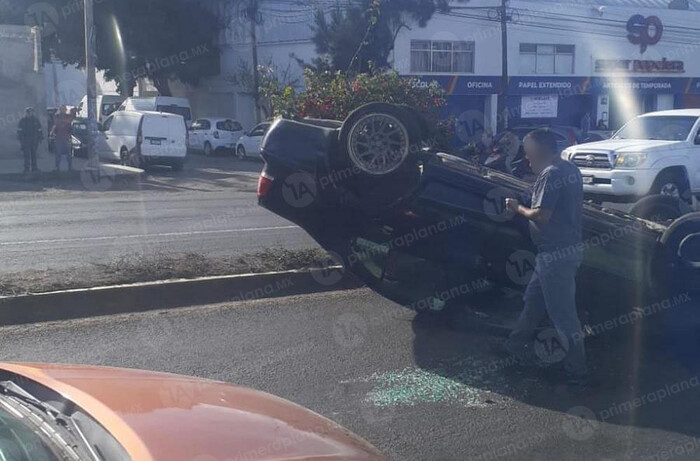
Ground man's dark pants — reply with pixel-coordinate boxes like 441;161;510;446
22;142;38;172
508;245;586;374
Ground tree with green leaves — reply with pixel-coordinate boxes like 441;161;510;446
309;0;452;74
8;0;221;96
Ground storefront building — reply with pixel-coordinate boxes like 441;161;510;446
392;0;700;140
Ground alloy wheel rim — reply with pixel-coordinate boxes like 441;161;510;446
660;182;680;199
347;113;409;175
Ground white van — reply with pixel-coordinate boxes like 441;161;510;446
118;97;193;127
77;95;126;123
96;110;187;171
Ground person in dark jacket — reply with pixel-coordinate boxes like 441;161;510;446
17;107;43;174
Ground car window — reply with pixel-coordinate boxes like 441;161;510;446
216;121;229;131
156;105;192;122
0;407;61;461
102;115;113;131
251;123;270;137
230;121;243;131
613;116;698;141
101;103;120;118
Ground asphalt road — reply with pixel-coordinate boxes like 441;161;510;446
0;157;318;273
2;288;700;461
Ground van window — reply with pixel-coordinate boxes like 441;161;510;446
157;105;191;122
102;116;114;131
109;114;137;136
101;103;120;118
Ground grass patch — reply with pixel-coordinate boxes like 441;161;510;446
0;248;331;296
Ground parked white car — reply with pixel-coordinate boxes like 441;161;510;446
562;109;700;203
188;118;244;156
118;96;193;127
77;94;125;123
96;110;188;171
235;122;271;160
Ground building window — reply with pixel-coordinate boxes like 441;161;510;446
519;44;574;74
410;40;474;73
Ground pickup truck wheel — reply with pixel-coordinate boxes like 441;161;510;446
651;171;690;203
339;103;422;177
629;195;683;223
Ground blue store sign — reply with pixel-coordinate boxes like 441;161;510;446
590;77;686;94
508;77;591;95
408;75;501;95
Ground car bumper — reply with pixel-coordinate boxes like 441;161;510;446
580;168;658;198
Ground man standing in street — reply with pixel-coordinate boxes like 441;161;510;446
51;105;73;172
17;107;43;175
503;128;587;384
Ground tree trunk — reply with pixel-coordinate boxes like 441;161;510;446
152;76;172;96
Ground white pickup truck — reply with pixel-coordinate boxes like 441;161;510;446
562;109;700;203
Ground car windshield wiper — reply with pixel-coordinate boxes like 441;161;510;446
0;380;100;461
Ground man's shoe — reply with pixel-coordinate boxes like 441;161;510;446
502;339;538;365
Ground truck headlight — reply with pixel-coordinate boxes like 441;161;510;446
561;149;573;161
615;153;647;168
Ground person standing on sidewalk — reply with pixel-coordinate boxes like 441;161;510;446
503;128;587;384
51;105;73;172
17;107;43;175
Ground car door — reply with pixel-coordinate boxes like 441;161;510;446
229;120;244;143
189;120;203;150
199;119;212;149
248;123;269;154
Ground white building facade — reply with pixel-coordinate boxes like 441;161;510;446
393;0;700;139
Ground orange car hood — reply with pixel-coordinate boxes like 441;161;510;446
0;363;386;461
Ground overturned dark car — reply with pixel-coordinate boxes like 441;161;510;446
258;103;700;318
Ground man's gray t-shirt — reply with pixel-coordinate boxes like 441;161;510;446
529;160;583;247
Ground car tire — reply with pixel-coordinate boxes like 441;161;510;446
651;170;691;203
651;212;700;294
629;194;685;224
338;102;424;177
237;145;247;160
203;142;213;157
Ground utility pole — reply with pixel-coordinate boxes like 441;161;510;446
499;0;509;131
249;0;261;123
84;0;98;160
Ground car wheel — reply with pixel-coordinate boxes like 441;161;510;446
203;142;213;157
237;145;247;160
629;195;684;224
339;103;420;177
653;212;700;294
652;170;690;203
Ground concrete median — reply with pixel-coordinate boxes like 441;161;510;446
0;268;363;326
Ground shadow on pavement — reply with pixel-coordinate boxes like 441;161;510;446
411;284;700;442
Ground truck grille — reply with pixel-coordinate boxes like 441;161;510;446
572;153;613;169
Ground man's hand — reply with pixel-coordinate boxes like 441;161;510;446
505;198;520;213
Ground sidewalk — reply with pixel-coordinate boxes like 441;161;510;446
0;149;144;193
0;149;88;177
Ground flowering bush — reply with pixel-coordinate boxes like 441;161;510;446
261;67;449;144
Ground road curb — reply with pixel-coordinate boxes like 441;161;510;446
0;268;363;326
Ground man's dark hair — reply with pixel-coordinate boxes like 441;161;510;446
525;128;558;156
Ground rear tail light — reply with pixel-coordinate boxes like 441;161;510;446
257;171;274;197
213;131;220;139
